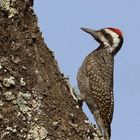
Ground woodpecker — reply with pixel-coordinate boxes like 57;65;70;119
77;27;123;140
30;0;34;7
27;0;34;7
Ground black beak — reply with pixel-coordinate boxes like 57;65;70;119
81;27;100;41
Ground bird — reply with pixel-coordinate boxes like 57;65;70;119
29;0;34;7
27;0;34;7
77;27;123;140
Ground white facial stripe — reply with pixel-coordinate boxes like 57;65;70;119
104;29;120;52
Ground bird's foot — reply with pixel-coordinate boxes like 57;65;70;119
63;77;83;106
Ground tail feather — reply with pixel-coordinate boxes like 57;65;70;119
108;125;111;139
104;125;111;140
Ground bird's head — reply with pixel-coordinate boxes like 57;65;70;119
81;27;123;55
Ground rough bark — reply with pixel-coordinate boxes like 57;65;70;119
0;0;103;140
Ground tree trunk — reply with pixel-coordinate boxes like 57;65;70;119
0;1;103;140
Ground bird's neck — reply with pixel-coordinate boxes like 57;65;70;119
95;44;115;56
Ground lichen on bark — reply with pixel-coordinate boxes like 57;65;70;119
0;0;18;18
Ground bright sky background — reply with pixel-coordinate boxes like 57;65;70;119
34;1;140;140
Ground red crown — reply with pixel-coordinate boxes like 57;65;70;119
107;27;123;37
